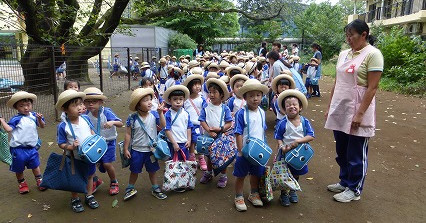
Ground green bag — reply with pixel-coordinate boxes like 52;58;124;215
0;127;12;166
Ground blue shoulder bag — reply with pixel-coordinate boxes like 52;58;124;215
284;116;314;170
196;105;225;156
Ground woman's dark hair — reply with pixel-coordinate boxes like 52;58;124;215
267;51;280;61
311;43;322;52
344;19;376;45
261;42;267;48
169;90;185;99
282;96;303;110
277;79;291;88
292;43;298;47
208;83;224;99
272;42;282;49
282;45;287;49
187;79;202;94
64;79;80;90
63;97;82;110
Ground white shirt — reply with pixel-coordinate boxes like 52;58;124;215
272;60;289;78
131;113;158;152
241;107;265;145
282;120;304;146
167;109;190;143
86;107;119;141
159;65;168;79
9;113;38;148
184;96;204;126
60;116;93;160
204;103;225;128
232;97;246;113
165;78;176;90
145;69;154;79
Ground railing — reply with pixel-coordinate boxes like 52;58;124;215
358;0;417;23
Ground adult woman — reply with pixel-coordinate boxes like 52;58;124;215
324;19;384;203
310;43;322;97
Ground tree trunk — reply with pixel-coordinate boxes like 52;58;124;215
20;45;54;94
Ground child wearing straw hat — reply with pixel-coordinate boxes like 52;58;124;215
198;79;234;188
271;74;296;123
183;75;208;171
140;77;164;112
0;91;46;194
305;58;319;98
164;67;183;91
202;72;220;102
83;87;123;195
233;79;269;212
274;89;315;207
122;88;167;201
56;90;99;212
228;74;249;115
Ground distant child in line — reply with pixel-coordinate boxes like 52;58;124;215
0;91;46;194
271;74;296;123
140;77;164;112
228;74;249;116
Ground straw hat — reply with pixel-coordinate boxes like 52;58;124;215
129;88;155;112
183;75;204;87
258;57;266;63
292;56;300;61
271;74;296;94
228;54;237;61
219;60;230;68
226;66;245;77
310;58;319;65
188;60;200;69
172;56;177;60
165;55;171;59
142;63;151;69
190;67;203;75
236;79;268;98
182;59;189;64
168;66;184;76
280;69;293;75
152;56;157;59
7;91;37;109
206;78;230;101
206;72;220;80
55;90;85;111
163;85;190;104
277;89;308;112
185;55;191;59
179;55;185;60
159;58;167;64
245;62;257;75
199;57;206;62
220;75;230;84
83;87;107;101
230;74;249;89
182;65;189;73
207;62;220;70
203;61;212;69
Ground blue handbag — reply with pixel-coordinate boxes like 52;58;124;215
284;116;314;170
242;107;272;166
40;152;89;193
196;105;225;156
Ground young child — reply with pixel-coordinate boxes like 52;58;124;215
140;77;163;111
183;75;208;171
271;74;296;123
0;91;46;194
226;66;245;79
164;67;183;90
228;74;249;115
274;89;314;207
198;79;233;188
218;60;229;77
163;85;193;192
83;87;123;195
305;58;318;98
61;80;86;118
202;72;220;102
122;88;167;201
56;90;99;213
233;79;269;212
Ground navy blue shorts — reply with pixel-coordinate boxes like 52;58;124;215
10;146;40;173
233;155;265;178
168;143;189;161
305;78;311;88
288;164;308;176
191;125;201;144
113;64;119;72
87;162;96;176
99;140;116;163
129;150;160;174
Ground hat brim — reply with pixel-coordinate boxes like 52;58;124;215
7;92;37;109
85;94;108;101
55;91;86;111
129;88;155;112
226;66;245;77
237;82;268;98
207;64;220;70
206;79;230;101
183;75;204;87
277;89;308;113
163;85;190;104
230;74;249;89
271;74;296;93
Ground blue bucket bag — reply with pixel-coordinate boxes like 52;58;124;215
196;105;225;156
284;116;314;170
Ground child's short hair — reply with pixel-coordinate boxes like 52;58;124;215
232;79;245;89
229;69;241;77
282;96;303;109
64;79;80;90
187;79;202;94
169;90;186;99
256;61;263;71
62;97;83;110
14;98;33;108
277;79;291;88
208;83;224;98
140;77;154;87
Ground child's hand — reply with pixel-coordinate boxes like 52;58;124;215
184;141;190;149
281;145;292;153
124;150;131;159
289;141;299;149
36;113;43;120
103;121;114;129
173;144;180;152
157;102;165;113
208;131;217;138
209;127;221;133
71;140;79;150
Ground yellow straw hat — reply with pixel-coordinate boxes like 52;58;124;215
277;89;308;112
271;74;296;94
206;78;230;101
183;75;204;87
129;88;155;112
83;87;107;101
7;91;37;109
229;74;249;89
190;67;203;75
163;85;190;104
55;90;85;111
236;79;268;98
226;66;245;77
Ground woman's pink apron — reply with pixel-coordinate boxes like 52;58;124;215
325;45;376;137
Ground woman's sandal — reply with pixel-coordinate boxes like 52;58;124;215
71;197;85;213
85;195;99;209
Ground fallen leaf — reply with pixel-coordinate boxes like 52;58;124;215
306;177;314;180
48;142;54;146
112;199;118;208
28;214;32;218
415;164;419;168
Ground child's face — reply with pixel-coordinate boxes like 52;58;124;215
277;84;290;94
137;95;153;112
65;99;84;117
208;87;223;105
244;91;263;109
231;58;237;64
66;82;79;91
191;83;202;94
208;67;218;73
233;80;244;98
15;100;33;115
142;80;153;89
84;99;102;113
170;95;185;110
284;97;302;119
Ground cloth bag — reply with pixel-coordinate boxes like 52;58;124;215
40;152;89;193
270;150;301;191
259;166;273;202
118;141;130;168
0;127;12;165
162;150;197;192
209;131;237;176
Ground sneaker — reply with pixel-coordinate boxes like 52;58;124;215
327;183;346;193
280;192;290;207
289;190;298;203
173;188;186;193
234;197;247;212
151;189;167;200
217;175;228;188
123;188;137;201
92;178;104;194
109;182;119;195
198;155;207;171
188;153;196;161
333;188;361;203
85;195;99;209
248;193;263;207
200;171;213;184
71;197;84;213
36;178;47;191
18;181;29;194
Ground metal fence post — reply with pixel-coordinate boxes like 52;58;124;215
127;47;131;90
99;49;103;92
50;46;58;120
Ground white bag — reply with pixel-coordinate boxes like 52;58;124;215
162;150;197;191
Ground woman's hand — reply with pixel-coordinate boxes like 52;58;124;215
351;112;364;130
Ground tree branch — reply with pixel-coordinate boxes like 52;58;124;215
122;4;283;25
56;0;80;44
17;0;46;43
78;0;103;38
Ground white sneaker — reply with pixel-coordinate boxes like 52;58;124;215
235;197;247;212
333;188;361;203
248;193;264;207
327;183;346;193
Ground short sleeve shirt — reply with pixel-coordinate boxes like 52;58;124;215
57;115;93;159
165;108;193;143
199;103;233;129
184;96;206;126
86;107;121;141
8;112;43;148
126;111;160;152
274;116;315;145
227;97;246;113
234;107;267;145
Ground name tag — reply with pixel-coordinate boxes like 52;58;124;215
346;64;355;74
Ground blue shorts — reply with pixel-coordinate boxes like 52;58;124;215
168;143;189;161
99;140;116;163
288;164;308;176
113;64;119;72
10;146;40;173
233;155;265;178
129;150;160;174
305;78;311;88
87;162;97;176
191;125;201;144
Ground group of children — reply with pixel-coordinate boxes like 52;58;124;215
0;50;316;213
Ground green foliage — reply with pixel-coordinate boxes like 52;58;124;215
168;33;197;50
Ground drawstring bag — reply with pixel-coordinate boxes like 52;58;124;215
0;127;12;165
259;166;274;202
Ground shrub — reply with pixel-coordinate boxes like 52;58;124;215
168;33;197;50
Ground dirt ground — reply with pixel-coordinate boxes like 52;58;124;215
0;76;425;223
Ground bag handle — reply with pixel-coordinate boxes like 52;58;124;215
59;150;76;175
172;149;186;162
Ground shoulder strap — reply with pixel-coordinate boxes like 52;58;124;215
300;116;307;136
189;98;200;116
219;104;225;128
81;116;96;133
66;118;77;140
133;114;155;143
171;108;182;125
245;106;265;141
